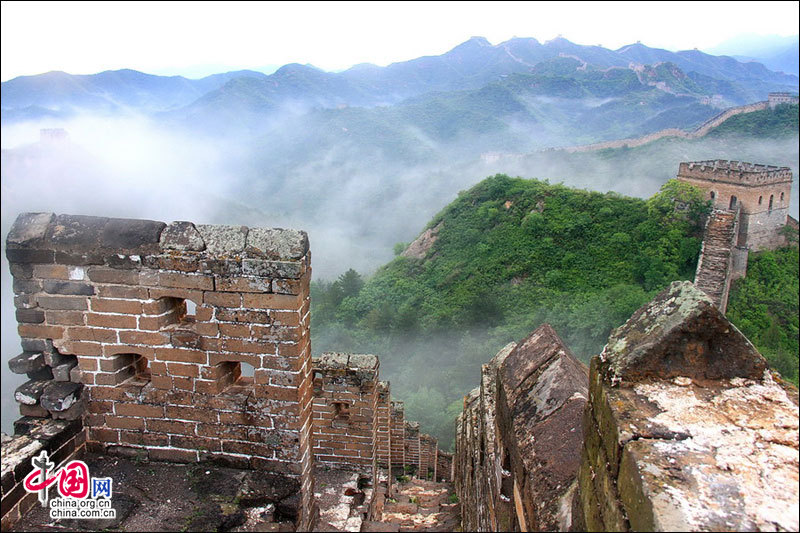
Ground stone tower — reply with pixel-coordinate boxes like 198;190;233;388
677;160;793;251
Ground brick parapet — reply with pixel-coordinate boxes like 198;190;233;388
311;353;379;468
403;421;420;477
5;212;314;528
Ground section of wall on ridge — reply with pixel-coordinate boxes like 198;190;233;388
5;212;315;529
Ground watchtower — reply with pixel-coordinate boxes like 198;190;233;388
677;160;793;251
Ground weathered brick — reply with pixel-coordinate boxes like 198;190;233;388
33;264;69;279
77;358;98;371
251;325;298;342
166;406;219;423
67;326;117;343
166;363;200;378
18;323;65;339
15;308;45;324
219;323;251;338
148;287;204;303
97;285;149;299
42;280;95;296
87;267;139;285
45;310;85;326
119;430;169;447
254;385;299;402
157;271;213;290
118;330;169;346
170;435;221;452
104;416;145;430
215;309;272;324
6;248;55;264
151;374;173;389
271;311;300;326
215;276;271;293
148;448;198;463
146;419;197;435
88;427;120;443
155;348;206;364
36;295;88;311
61;341;103;356
138;311;180;331
204;291;241;307
242;292;301;310
86;313;137;329
90;298;143;314
222;338;276;355
10;262;34;279
114;403;165;418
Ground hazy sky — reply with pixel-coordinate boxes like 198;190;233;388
1;1;799;80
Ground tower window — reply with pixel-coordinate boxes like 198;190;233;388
729;196;737;209
780;192;785;202
769;195;774;212
710;191;716;200
758;196;763;205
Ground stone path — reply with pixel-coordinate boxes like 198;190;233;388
362;478;460;532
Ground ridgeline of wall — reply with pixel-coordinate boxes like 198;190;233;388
554;101;770;154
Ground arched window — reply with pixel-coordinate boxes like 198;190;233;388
780;192;785;203
710;191;716;200
758;196;763;205
769;195;774;212
729;196;737;209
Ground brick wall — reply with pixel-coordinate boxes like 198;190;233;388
403;421;420;477
390;402;405;470
5;212;315;528
375;381;391;468
311;353;379;468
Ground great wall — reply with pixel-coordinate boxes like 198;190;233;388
480;92;800;164
1;161;798;531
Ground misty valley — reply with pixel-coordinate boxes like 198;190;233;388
2;36;799;449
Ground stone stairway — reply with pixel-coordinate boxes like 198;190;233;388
694;209;738;313
362;478;460;532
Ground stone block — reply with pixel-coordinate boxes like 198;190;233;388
52;359;78;381
600;281;767;384
160;220;206;251
246;227;309;260
40;382;82;412
26;366;53;381
14;380;50;405
101;217;165;250
42;280;95;295
19;403;50;418
196;224;248;254
7;212;55;246
8;351;45;374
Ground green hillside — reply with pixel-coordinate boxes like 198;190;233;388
311;176;711;448
728;246;800;385
706;102;799;138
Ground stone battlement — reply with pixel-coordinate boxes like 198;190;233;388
678;160;792;186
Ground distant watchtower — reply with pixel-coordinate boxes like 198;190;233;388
677;160;793;251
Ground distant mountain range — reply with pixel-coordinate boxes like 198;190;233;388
707;34;799;76
2;36;798;156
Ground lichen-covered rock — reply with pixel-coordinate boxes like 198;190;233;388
196;224;248;255
600;281;767;384
160;221;206;251
246;228;309;260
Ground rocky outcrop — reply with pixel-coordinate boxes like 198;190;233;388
401;223;442;260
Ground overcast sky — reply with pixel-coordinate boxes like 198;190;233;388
2;1;798;81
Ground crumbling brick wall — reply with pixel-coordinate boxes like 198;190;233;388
5;212;315;528
311;353;379;468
